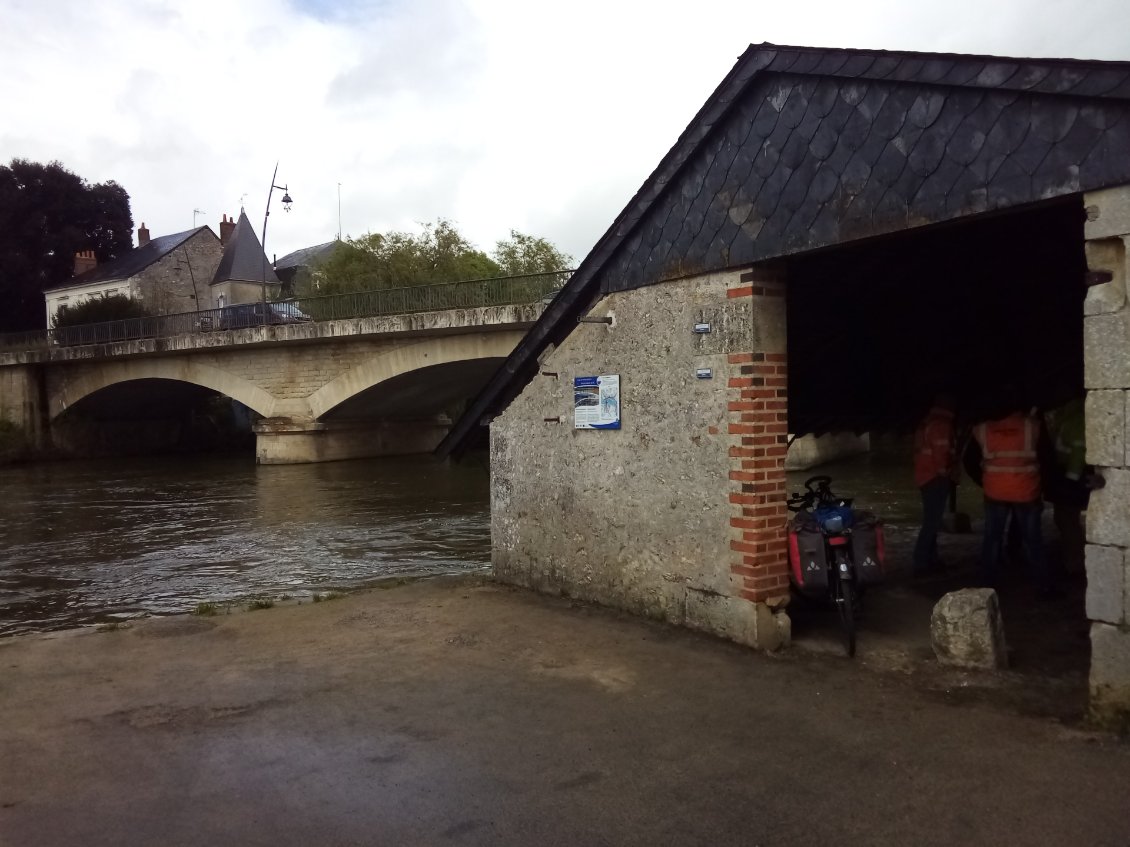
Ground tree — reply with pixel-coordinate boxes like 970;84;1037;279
306;219;573;297
310;219;500;296
0;159;133;331
491;231;574;276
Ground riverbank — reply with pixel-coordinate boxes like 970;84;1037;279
1;575;1127;846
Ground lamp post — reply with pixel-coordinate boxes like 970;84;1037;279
261;162;293;322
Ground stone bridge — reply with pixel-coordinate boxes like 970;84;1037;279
0;304;540;463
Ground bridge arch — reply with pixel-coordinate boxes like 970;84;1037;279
308;333;521;421
49;359;279;421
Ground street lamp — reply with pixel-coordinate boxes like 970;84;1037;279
261;162;293;322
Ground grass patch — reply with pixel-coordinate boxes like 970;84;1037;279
312;591;344;603
246;597;275;611
95;621;129;632
193;602;219;617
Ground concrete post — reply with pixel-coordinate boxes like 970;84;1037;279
1082;184;1130;729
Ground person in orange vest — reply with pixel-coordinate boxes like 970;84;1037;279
913;396;957;576
967;407;1057;596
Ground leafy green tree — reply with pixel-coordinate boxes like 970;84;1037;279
52;294;151;327
309;219;501;296
491;230;574;276
0;159;133;331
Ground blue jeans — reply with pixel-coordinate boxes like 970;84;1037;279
981;499;1049;590
914;476;950;572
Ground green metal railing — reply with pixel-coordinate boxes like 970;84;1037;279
0;270;571;354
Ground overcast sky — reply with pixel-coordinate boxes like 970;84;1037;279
3;0;1129;265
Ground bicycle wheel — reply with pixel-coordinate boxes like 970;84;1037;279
835;573;857;658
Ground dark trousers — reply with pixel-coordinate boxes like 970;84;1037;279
981;499;1049;590
914;476;950;573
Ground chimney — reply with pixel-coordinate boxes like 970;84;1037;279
73;250;97;276
138;222;150;247
220;213;236;246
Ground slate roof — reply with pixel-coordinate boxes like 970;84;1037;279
212;210;279;286
44;227;213;292
274;240;338;271
438;43;1130;457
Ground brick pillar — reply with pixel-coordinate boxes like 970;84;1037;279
726;266;790;607
1082;185;1130;730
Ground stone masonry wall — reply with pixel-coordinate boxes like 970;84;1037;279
1082;183;1130;729
490;267;791;649
134;229;223;314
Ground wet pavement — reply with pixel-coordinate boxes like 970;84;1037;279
0;577;1125;847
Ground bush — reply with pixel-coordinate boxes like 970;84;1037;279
53;294;151;328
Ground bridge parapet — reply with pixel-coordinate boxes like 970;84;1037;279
0;272;567;364
0;302;545;367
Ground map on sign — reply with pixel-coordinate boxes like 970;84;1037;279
574;374;620;430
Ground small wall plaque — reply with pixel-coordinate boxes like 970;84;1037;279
696;368;713;379
693;323;711;334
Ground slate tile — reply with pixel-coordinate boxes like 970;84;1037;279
825;94;857;132
1012;64;1051;91
840;81;869;107
779;85;810;128
840;54;879;78
872;86;912;139
908;90;947;128
779;127;809;170
808;121;838;160
839;107;873;153
809;78;841;117
907;131;948;177
871;140;910;185
919;59;952;83
1010;130;1054;176
1040;66;1088;94
1033;99;1082;145
974;61;1021;88
867;55;903;79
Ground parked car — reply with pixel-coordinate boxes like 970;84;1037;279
214;302;312;330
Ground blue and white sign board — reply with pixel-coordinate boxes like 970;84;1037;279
574;374;621;430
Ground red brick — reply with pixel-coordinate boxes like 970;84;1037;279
727;352;756;364
727;285;753;299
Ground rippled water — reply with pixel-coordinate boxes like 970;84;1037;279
0;454;490;635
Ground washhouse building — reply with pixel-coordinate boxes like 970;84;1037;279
440;44;1130;727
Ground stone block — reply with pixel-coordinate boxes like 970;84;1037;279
1084;311;1130;389
1085;545;1125;625
1085;186;1130;241
1084;390;1126;467
684;589;787;650
1090;622;1130;731
1083;237;1127;316
1086;467;1130;547
930;588;1008;670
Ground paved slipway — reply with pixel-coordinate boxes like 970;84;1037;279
1;577;1127;847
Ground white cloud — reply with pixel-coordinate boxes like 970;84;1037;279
2;0;1128;265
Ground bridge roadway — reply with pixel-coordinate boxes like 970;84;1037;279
0;303;541;463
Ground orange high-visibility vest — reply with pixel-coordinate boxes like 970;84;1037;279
914;407;956;487
973;413;1041;503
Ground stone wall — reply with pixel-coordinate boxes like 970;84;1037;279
134;229;223;314
0;365;46;451
1082;183;1130;728
490;267;791;649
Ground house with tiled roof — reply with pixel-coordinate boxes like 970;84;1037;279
44;223;222;326
43;210;283;324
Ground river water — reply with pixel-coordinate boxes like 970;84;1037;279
0;455;491;636
0;447;979;638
